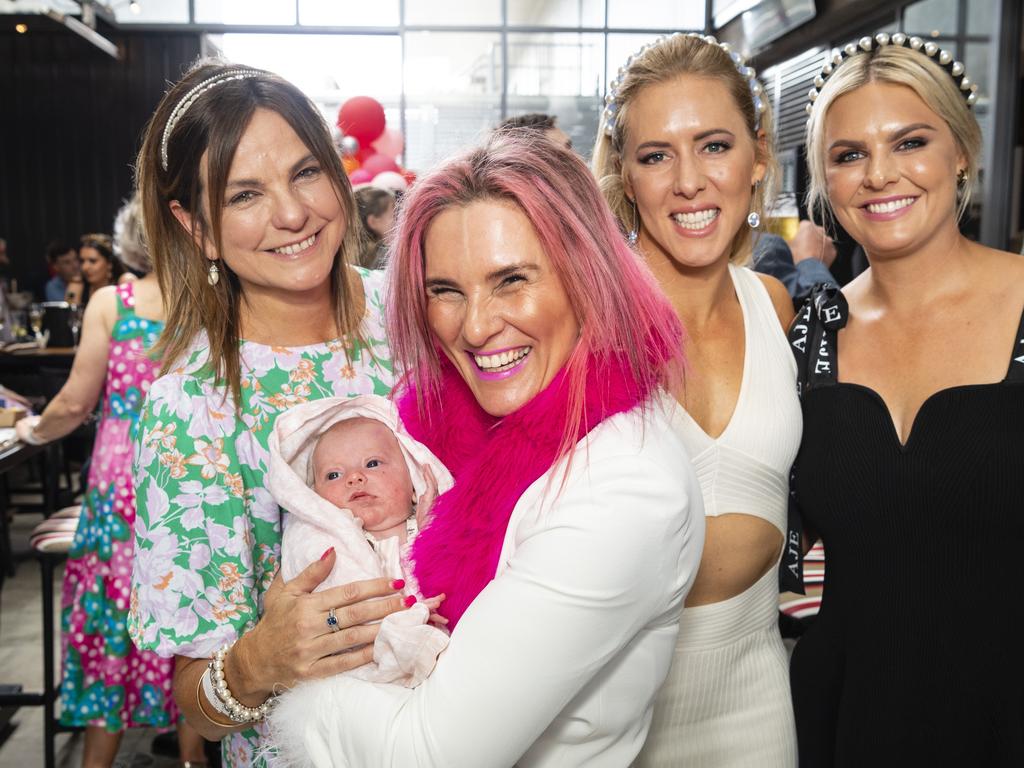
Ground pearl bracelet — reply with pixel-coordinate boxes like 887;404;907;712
209;641;275;723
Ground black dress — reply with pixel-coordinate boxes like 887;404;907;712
788;289;1024;767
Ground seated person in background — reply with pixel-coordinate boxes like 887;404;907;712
497;112;573;150
44;241;81;302
354;186;396;270
752;219;837;303
265;394;451;696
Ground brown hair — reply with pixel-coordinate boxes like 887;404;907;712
136;59;362;405
592;34;777;265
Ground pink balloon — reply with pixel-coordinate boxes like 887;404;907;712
362;153;401;178
371;127;405;160
349;169;374;184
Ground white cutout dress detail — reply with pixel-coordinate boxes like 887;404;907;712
637;264;800;767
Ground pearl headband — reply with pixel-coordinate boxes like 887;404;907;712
806;33;979;118
160;68;264;171
603;32;767;140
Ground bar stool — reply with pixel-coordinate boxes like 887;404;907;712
0;506;81;767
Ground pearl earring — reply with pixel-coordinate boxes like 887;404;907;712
207;260;220;286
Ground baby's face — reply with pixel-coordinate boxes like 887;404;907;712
311;418;414;533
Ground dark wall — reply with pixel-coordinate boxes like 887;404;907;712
0;25;202;295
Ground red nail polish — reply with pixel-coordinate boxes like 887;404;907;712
404;595;416;607
320;547;334;561
391;579;405;590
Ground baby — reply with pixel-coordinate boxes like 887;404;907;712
267;394;452;688
310;416;425;548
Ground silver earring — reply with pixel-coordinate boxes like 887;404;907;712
207;260;220;286
627;199;639;245
747;179;762;229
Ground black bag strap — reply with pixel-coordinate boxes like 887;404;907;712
1004;303;1024;383
779;285;849;594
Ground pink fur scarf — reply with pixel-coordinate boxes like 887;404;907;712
397;353;648;629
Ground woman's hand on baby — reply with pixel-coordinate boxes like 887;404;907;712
236;549;407;693
415;467;439;530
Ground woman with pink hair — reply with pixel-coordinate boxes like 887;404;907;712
266;131;706;766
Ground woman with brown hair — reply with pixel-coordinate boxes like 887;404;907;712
129;61;401;767
66;234;124;306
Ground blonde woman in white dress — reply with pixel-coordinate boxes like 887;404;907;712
594;33;799;767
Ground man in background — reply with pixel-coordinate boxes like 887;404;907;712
752;220;837;304
44;241;82;302
497;113;572;150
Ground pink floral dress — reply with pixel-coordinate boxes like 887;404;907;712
59;282;177;732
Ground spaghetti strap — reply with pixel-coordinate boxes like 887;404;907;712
115;281;135;318
1004;303;1024;383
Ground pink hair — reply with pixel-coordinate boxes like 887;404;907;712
386;132;684;455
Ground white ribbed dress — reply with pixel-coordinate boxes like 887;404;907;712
636;264;800;767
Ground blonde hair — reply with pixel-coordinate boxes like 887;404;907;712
806;44;982;226
136;59;363;405
592;34;778;266
113;192;151;274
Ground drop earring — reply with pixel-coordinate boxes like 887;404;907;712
747;179;762;229
628;199;639;245
207;260;220;286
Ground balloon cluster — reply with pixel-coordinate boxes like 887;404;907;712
334;96;414;193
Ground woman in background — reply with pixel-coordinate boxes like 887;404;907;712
66;234;125;306
354;185;396;269
17;195;205;768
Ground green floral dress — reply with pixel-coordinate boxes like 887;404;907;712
129;269;393;767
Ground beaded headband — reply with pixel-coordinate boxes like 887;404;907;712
160;68;264;171
806;33;978;118
603;32;767;140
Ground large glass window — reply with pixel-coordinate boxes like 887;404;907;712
92;0;709;171
403;0;502;26
903;0;957;37
195;0;296;26
506;32;605;159
404;32;503;170
298;0;400;27
507;0;604;28
607;0;705;30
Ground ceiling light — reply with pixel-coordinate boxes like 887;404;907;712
129;1;141;14
15;23;28;33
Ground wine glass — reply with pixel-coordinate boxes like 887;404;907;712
68;304;84;348
29;303;44;339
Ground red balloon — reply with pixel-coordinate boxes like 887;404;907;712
349;169;374;185
337;97;386;145
361;153;401;177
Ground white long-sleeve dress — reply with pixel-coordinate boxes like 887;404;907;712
268;398;705;768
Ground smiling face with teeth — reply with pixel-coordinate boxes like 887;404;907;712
621;74;766;273
424;199;581;418
173;108;346;309
823;82;964;259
